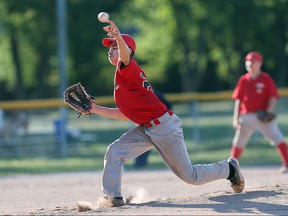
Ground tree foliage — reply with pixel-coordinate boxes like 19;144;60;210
0;0;287;100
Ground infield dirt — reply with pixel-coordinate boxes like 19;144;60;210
0;166;287;215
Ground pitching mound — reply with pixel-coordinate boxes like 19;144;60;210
0;167;287;215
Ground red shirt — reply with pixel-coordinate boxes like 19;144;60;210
232;72;279;114
114;58;168;125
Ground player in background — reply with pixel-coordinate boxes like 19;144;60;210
89;19;245;207
230;51;288;174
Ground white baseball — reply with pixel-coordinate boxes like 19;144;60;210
98;12;109;23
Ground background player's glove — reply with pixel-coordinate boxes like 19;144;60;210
63;82;94;118
256;110;276;123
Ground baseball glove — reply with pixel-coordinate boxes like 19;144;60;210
63;82;95;118
256;110;276;123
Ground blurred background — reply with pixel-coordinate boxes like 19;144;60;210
0;0;288;175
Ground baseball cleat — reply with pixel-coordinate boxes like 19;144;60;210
110;197;126;207
104;196;132;207
227;157;245;193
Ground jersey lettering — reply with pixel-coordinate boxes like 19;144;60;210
140;72;153;91
114;83;120;90
256;82;264;94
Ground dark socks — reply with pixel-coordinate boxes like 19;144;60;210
228;163;235;179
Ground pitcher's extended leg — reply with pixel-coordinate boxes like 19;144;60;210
147;115;229;185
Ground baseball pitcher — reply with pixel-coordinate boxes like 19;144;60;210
64;16;245;210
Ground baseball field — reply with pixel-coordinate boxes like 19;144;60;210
1;102;288;215
0;166;287;215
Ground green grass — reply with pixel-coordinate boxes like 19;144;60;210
0;145;281;176
0;158;102;175
1;100;287;176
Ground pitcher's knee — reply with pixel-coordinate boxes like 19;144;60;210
105;144;125;165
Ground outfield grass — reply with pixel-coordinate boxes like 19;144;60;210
1;100;287;175
0;143;282;176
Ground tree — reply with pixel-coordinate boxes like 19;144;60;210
0;0;287;99
1;0;57;99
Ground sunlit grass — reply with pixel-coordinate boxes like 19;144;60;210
0;158;103;175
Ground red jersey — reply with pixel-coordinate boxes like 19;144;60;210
232;72;279;114
114;58;168;125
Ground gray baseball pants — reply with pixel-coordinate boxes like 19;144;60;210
232;113;285;148
102;113;230;198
